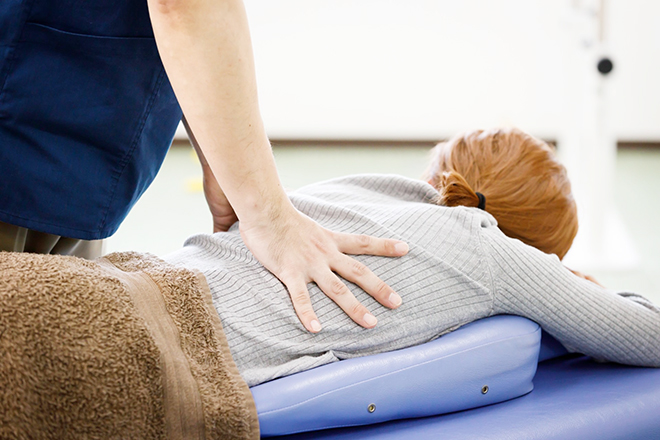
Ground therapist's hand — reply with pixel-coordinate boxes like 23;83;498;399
239;205;408;333
150;1;408;332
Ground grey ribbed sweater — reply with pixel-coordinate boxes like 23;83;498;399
164;174;660;386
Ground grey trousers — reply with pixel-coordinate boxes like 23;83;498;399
0;221;103;259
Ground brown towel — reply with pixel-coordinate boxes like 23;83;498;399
0;251;259;440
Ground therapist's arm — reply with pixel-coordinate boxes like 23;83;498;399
147;0;408;332
183;116;238;233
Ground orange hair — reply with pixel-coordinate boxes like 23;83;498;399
424;128;578;260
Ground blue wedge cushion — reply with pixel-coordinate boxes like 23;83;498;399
285;357;660;440
251;315;542;437
538;329;569;362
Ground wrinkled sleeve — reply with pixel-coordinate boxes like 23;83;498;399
479;225;660;367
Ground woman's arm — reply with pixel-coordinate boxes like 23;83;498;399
480;225;660;367
146;0;408;332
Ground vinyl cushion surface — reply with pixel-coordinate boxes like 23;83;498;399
282;355;660;439
252;315;542;436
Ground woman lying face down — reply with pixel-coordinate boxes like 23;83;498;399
163;127;660;387
6;128;657;438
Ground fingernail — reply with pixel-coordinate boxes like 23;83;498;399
363;313;377;327
389;292;402;307
395;242;409;255
310;320;322;332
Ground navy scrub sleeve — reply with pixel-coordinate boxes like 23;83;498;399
0;0;183;240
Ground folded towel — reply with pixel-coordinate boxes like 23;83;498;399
0;251;258;440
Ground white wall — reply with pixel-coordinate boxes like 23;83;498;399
608;0;660;140
231;0;660;142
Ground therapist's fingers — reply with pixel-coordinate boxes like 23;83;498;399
282;277;322;333
332;254;403;310
239;208;408;332
313;270;378;328
333;232;409;257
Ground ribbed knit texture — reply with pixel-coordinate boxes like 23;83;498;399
164;174;660;386
482;230;660;367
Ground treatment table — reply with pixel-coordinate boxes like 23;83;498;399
250;315;660;439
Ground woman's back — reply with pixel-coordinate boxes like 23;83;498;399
165;174;496;386
165;174;660;386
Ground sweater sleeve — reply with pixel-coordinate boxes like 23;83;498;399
479;225;660;367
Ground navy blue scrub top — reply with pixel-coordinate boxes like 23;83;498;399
0;0;183;240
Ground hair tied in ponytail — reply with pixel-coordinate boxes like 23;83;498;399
476;192;486;210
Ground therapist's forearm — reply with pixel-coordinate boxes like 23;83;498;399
147;0;291;222
147;0;410;334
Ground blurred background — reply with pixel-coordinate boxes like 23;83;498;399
105;0;660;301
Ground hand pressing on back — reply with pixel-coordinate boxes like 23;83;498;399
240;203;408;332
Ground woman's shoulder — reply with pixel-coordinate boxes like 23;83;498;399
293;173;439;204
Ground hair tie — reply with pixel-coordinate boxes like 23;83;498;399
476;192;486;210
